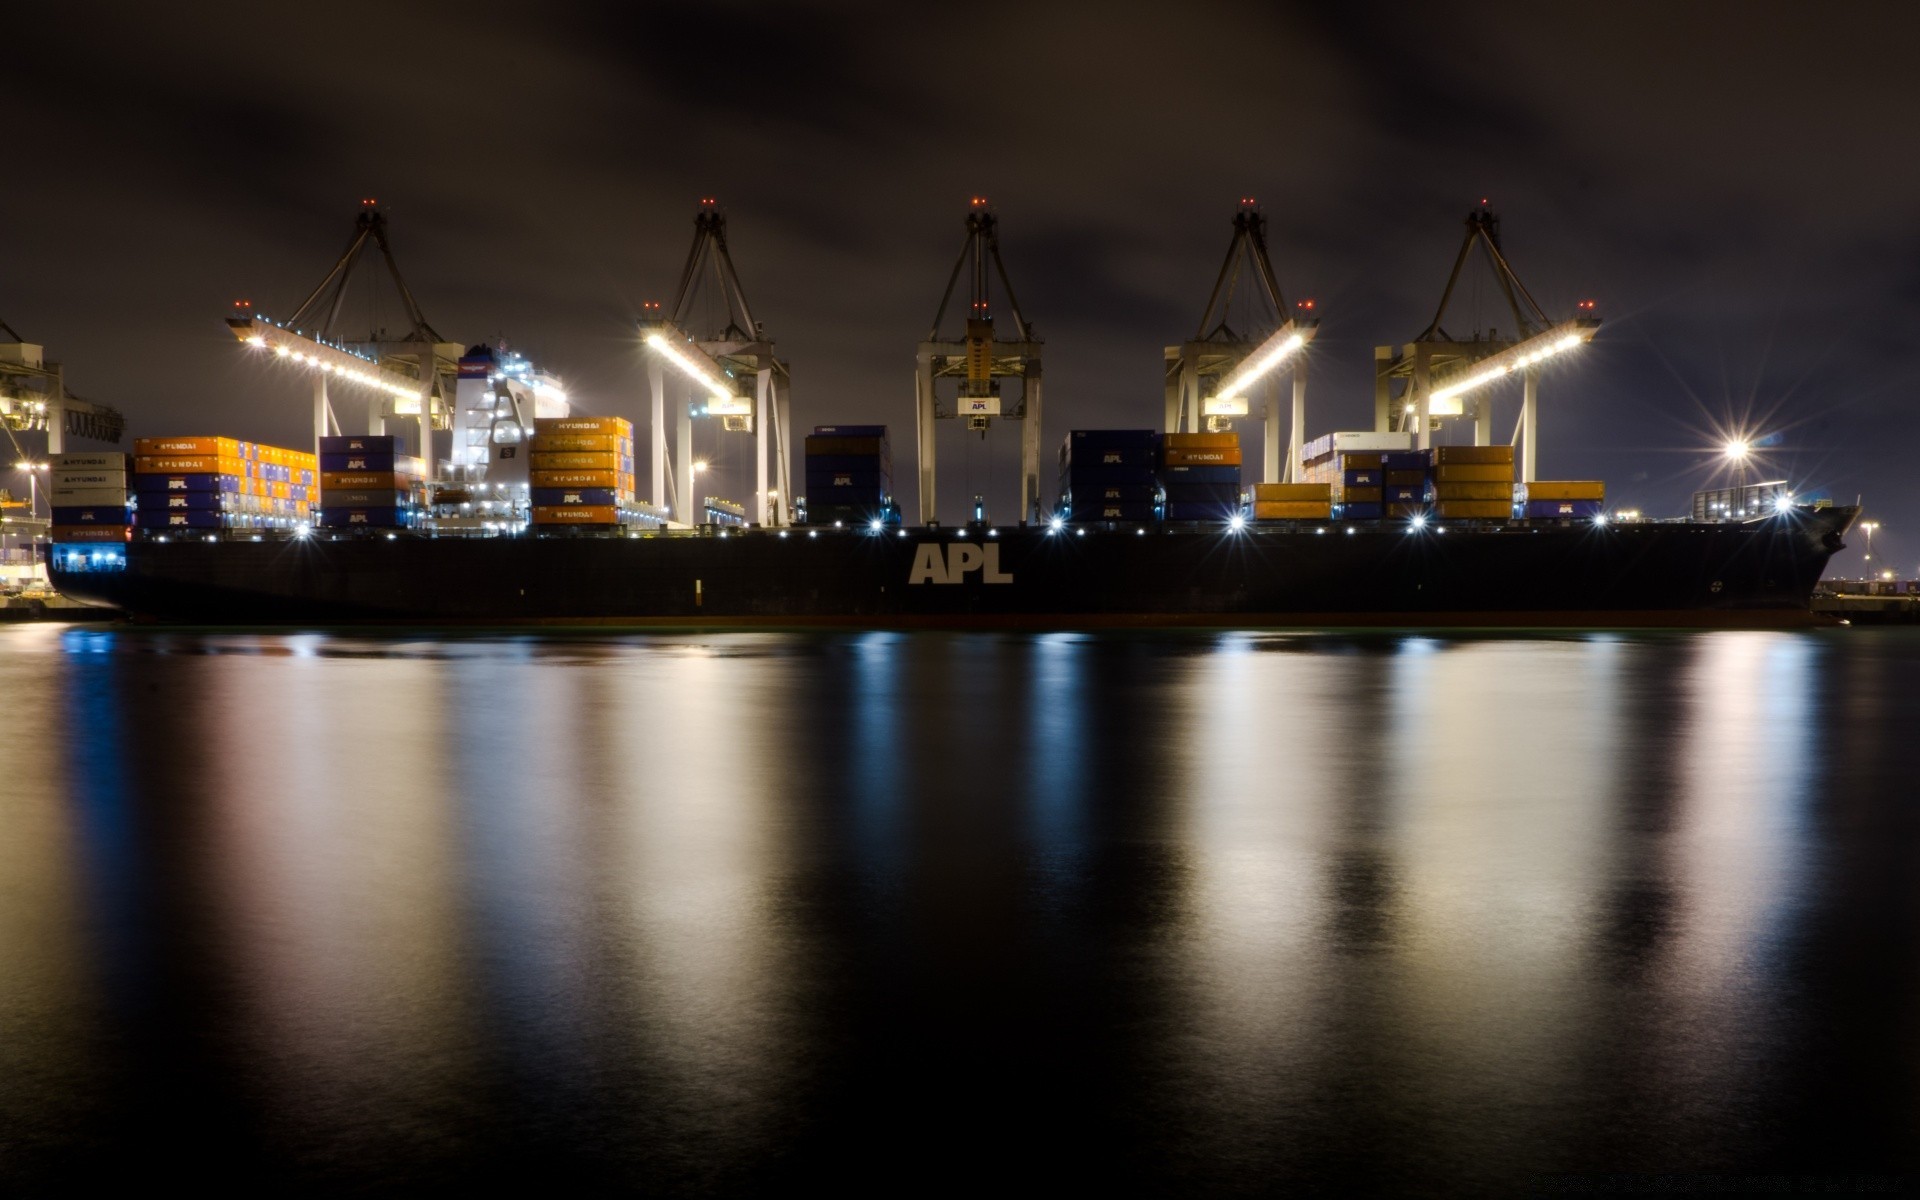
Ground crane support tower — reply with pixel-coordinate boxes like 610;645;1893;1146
1;319;125;455
226;200;463;470
640;200;792;528
914;200;1043;525
1164;200;1317;482
1376;205;1600;480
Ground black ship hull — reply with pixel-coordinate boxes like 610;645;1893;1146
51;508;1857;628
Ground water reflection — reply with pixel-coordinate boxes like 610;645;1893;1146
0;624;1909;1192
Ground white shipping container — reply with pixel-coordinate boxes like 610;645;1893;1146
48;453;128;470
51;470;127;488
50;486;133;506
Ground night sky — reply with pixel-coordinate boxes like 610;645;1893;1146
8;2;1917;572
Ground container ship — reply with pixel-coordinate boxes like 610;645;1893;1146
45;424;1856;628
34;203;1864;628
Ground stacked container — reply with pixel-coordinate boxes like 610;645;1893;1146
1249;482;1332;521
318;434;423;529
1380;450;1432;518
48;452;133;543
1159;431;1241;521
1060;429;1159;522
1520;480;1605;520
805;426;891;525
136;437;318;533
529;416;636;527
1300;432;1414;519
1430;445;1514;519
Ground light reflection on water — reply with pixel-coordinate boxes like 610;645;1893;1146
1;624;1914;1192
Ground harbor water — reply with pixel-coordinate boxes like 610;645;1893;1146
1;624;1915;1194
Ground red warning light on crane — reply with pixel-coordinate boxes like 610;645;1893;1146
1240;197;1256;207
1578;299;1597;310
700;197;717;206
970;196;988;207
1297;299;1316;310
361;198;377;206
233;299;252;309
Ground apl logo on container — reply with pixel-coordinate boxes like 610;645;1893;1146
908;542;1014;585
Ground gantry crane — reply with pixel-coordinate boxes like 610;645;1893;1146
225;200;464;469
914;199;1043;525
1164;200;1317;481
0;318;125;456
640;200;792;528
1376;205;1600;480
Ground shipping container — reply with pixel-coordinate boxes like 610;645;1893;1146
1384;485;1426;503
1070;484;1160;503
1252;501;1333;520
1524;499;1604;519
812;424;890;439
535;416;632;435
1384;469;1428;486
1523;481;1606;501
322;471;414;491
48;486;131;506
136;455;246;476
526;433;628;453
1340;453;1385;471
1430;481;1512;501
1162;431;1239;449
1156;464;1241;485
1433;445;1514;465
133;473;242;493
1069;501;1159;522
317;507;415;529
1251;482;1332;502
1431;463;1514;483
531;468;622;489
1380;451;1431;471
1435;500;1513;519
805;435;889;457
318;489;411;507
48;452;131;471
531;505;620;524
134;436;242;458
135;509;228;529
1162;447;1242;467
1161;482;1241;505
1062;463;1158;487
1339;502;1384;519
49;525;131;543
50;505;132;525
531;488;621;507
1343;469;1381;486
319;434;401;454
1343;486;1383;503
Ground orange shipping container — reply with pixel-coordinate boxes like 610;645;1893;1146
535;416;633;436
1251;482;1331;501
1343;486;1383;503
529;433;626;453
1162;447;1242;466
530;451;621;470
136;455;246;475
1432;463;1514;483
1385;470;1427;486
1436;500;1512;519
532;505;619;524
135;436;242;458
1526;480;1605;501
1430;481;1512;501
1433;445;1514;465
1253;501;1333;520
1339;452;1386;470
1162;431;1239;449
322;471;413;491
532;468;622;488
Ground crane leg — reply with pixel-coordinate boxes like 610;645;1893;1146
915;354;936;525
755;368;770;526
1021;375;1042;524
1290;363;1307;484
649;359;667;512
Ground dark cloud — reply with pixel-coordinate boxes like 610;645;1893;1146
6;0;1918;572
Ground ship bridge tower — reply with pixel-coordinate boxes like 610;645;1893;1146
1164;199;1318;482
914;199;1043;525
1376;204;1600;480
639;199;792;528
0;319;125;455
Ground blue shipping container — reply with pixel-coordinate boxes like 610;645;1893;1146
810;425;889;439
134;509;228;529
317;507;414;529
50;506;131;525
531;487;620;507
149;491;231;511
1340;502;1385;519
1381;451;1431;470
321;451;398;472
319;435;401;454
1344;469;1382;486
1525;500;1603;519
1067;429;1159;449
1156;464;1241;485
1067;484;1159;504
1162;501;1239;521
1385;485;1426;503
1063;464;1158;488
1068;501;1159;522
